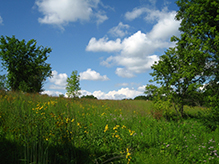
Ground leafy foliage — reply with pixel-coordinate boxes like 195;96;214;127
0;35;52;93
66;70;81;98
81;95;97;99
148;0;219;117
133;95;148;101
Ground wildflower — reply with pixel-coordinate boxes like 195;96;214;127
126;148;131;159
113;125;120;130
128;129;135;136
122;125;126;129
104;124;109;132
71;119;74;122
66;117;70;123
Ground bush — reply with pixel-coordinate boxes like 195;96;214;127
81;95;97;100
134;95;148;100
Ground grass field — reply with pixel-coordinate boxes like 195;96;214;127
0;91;219;164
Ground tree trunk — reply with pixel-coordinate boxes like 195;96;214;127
179;103;184;118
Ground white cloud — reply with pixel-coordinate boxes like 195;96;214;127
86;37;122;52
0;16;3;25
80;68;109;81
108;22;130;37
87;7;180;78
115;68;135;78
146;8;181;40
92;87;142;99
124;7;148;21
49;70;67;89
41;90;64;97
35;0;106;28
137;85;146;92
95;11;108;25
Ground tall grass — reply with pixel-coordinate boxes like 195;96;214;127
0;91;219;163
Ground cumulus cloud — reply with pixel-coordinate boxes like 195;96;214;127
41;90;64;97
92;87;142;99
108;22;130;37
35;0;107;28
0;16;3;25
87;7;180;78
80;68;109;81
137;85;146;92
146;8;181;40
49;70;67;89
86;37;122;52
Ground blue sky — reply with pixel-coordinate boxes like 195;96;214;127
0;0;181;99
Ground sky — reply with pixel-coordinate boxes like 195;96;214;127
0;0;181;99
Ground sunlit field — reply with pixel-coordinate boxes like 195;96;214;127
0;91;219;164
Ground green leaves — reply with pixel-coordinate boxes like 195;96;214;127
148;0;219;117
0;35;52;93
66;70;81;98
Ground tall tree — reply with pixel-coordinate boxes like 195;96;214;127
149;0;219;117
0;35;52;93
66;70;81;98
174;0;219;103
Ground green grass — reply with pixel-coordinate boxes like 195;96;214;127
0;91;219;164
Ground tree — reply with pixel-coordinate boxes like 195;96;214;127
173;0;219;107
81;95;97;99
150;46;206;117
0;35;52;93
149;0;219;117
144;84;160;100
66;70;81;98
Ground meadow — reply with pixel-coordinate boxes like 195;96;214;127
0;91;219;164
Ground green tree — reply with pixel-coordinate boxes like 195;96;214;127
144;84;160;100
0;35;52;93
174;0;219;107
66;70;81;98
81;95;97;99
149;0;219;117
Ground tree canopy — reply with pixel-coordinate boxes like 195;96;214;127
0;35;52;93
148;0;219;117
66;70;81;98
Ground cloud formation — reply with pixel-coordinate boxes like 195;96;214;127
108;22;130;37
124;7;148;21
35;0;107;28
92;87;142;99
49;70;67;89
80;68;109;81
86;37;122;52
86;7;181;78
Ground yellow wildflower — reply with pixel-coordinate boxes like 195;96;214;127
71;119;75;122
129;129;135;135
113;125;120;130
66;117;70;123
126;148;131;159
104;124;109;132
